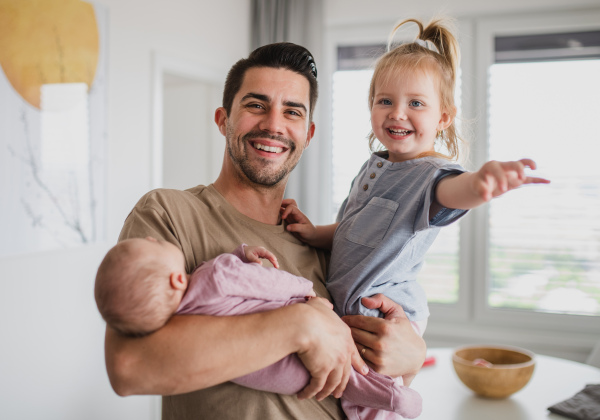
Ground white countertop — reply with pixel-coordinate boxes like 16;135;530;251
411;347;600;420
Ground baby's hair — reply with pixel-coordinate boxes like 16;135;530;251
94;240;175;337
368;16;465;161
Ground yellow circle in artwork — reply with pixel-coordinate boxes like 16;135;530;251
0;0;100;109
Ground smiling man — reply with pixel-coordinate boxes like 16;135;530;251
104;43;426;420
215;65;314;198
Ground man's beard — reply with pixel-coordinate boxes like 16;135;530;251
226;126;302;187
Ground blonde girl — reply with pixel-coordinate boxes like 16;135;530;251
282;16;549;420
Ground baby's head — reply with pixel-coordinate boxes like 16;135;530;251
94;237;188;337
368;16;464;161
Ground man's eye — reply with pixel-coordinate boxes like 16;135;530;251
247;103;264;110
288;110;301;117
409;100;423;107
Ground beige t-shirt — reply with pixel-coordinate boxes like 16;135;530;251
118;184;343;420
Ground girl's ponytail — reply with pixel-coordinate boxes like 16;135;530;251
370;17;465;161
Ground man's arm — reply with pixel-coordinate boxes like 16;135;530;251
106;298;364;398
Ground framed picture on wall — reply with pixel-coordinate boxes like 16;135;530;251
0;0;108;257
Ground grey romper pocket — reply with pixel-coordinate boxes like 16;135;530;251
346;197;398;248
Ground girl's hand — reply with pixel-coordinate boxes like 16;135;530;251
473;158;550;201
280;199;318;244
341;294;426;386
243;245;279;269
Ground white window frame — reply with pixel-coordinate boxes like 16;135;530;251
323;7;600;360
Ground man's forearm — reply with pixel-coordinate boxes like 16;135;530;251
105;306;308;396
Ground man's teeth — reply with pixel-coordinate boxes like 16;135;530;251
254;143;283;153
389;128;411;135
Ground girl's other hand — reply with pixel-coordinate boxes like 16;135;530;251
280;199;318;244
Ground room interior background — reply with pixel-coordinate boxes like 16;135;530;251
0;0;598;419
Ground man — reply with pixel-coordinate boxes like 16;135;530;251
105;42;426;419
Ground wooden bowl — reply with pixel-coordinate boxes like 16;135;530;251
452;345;535;398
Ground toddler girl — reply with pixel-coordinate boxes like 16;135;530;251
282;16;549;420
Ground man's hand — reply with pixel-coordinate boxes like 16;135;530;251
296;297;368;400
342;294;426;386
243;245;279;269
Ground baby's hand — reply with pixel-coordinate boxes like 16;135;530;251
280;199;318;244
304;290;320;300
244;245;279;269
473;158;550;201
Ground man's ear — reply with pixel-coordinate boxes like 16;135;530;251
304;121;316;149
215;107;228;136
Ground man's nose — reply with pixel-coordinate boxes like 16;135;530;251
258;109;285;134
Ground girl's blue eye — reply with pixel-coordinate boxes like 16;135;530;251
409;100;423;107
379;98;392;105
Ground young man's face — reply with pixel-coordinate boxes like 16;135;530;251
215;67;315;188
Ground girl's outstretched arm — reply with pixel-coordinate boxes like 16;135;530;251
435;158;550;210
281;199;338;250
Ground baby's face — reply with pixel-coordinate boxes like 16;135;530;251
133;237;185;272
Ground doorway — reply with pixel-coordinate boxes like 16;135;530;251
152;54;224;190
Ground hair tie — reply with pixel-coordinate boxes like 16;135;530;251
306;55;317;79
415;38;438;53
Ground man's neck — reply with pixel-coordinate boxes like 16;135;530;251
213;174;286;225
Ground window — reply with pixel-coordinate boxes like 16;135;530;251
487;32;600;316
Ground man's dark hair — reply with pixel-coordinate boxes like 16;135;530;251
222;42;318;121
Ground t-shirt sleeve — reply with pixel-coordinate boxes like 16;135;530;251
414;163;468;231
118;190;180;244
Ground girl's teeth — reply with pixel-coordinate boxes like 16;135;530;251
389;129;410;135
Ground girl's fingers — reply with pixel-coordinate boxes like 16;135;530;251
524;176;551;185
280;205;294;219
281;198;298;207
518;158;536;170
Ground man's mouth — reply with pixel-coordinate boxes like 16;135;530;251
388;128;413;136
251;141;285;154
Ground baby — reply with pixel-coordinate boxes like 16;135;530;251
94;236;297;337
94;236;422;418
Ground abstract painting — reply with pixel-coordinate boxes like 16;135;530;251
0;0;108;256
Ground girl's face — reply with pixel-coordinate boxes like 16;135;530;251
370;69;452;162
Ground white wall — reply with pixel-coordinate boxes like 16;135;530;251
0;1;250;419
